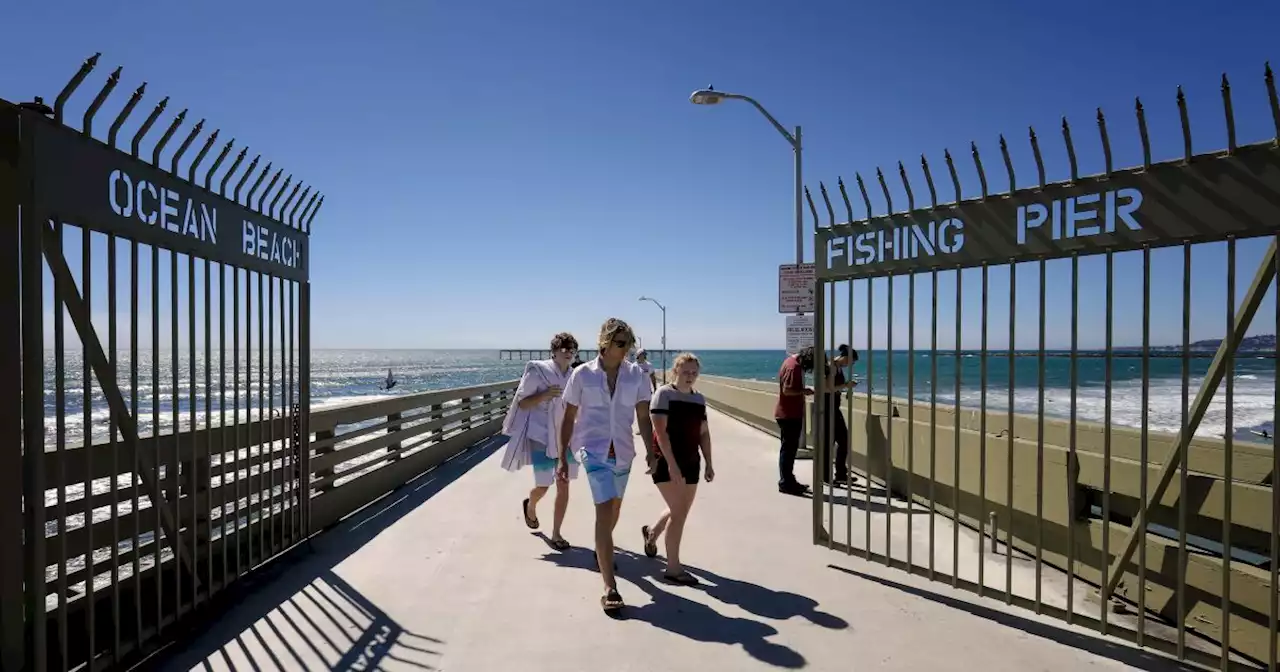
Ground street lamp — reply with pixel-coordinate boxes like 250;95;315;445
689;86;803;266
638;296;667;382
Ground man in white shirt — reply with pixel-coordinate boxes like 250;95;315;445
558;317;656;613
635;348;658;391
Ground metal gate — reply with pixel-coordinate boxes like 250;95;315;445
810;65;1280;670
1;54;321;671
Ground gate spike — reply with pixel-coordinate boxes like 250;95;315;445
1061;117;1078;182
170;119;205;175
876;167;894;214
855;173;873;219
804;186;822;231
298;191;320;230
1266;62;1280;146
1096;108;1113;176
187;128;219;183
999;135;1016;192
1221;73;1237;154
304;194;324;233
82;66;121;138
898;161;915;211
943;149;961;203
246;163;274;209
151;108;187;167
836;177;854;222
130;96;168;159
971;141;988;199
108;82;145;149
55;52;101;124
223;148;249;197
818;182;836;227
234;155;260;203
203;137;233;189
289;187;313;228
1135;98;1151;169
1176;85;1192;163
921;155;938;208
269;174;293;219
280;182;303;224
1028;126;1046;188
257;168;283;213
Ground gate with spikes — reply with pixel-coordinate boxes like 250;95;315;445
809;65;1280;668
1;54;322;671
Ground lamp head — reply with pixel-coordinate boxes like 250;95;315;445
689;88;724;105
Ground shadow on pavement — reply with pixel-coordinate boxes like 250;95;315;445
537;547;813;669
146;434;507;671
827;563;1201;672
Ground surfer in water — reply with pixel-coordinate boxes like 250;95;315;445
382;369;397;391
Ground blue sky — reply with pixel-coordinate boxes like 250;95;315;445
4;1;1280;351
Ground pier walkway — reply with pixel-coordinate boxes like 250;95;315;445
154;409;1187;672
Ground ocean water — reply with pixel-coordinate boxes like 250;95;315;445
42;348;1275;447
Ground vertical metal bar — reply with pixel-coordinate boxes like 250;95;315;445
907;270;915;569
1138;245;1151;644
979;263;988;596
170;249;180;620
0;110;23;671
203;257;212;599
187;253;197;610
1102;249;1114;633
886;273;894;567
20;109;49;672
257;273;265;560
827;279;835;550
1006;258;1016;604
83;223;97;665
288;280;296;545
299;281;311;537
846;277;854;552
268;276;276;554
56;221;69;667
219;263;227;591
1179;242;1191;659
244;272;253;568
1270;232;1278;671
1068;252;1078;625
129;234;140;646
1036;258;1046;613
234;269;242;579
109;231;120;666
1221;237;1235;670
1221;74;1237;154
150;241;161;631
1177;87;1192;163
953;266;962;589
865;276;873;561
930;269;938;581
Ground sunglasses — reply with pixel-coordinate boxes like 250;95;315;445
612;339;633;350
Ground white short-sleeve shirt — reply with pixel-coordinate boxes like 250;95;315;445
562;357;651;463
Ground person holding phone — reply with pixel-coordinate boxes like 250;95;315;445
823;345;859;486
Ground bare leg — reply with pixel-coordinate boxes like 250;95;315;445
527;485;549;524
656;482;698;575
595;500;619;592
551;480;570;541
648;509;672;543
611;497;624;533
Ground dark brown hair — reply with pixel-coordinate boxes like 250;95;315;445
550;332;578;351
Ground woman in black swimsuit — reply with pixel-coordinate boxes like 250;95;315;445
640;352;714;585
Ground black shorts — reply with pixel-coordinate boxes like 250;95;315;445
652;451;701;485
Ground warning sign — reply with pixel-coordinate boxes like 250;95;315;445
778;263;815;314
785;314;814;353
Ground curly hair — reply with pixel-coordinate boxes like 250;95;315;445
550;332;578;352
596;317;635;351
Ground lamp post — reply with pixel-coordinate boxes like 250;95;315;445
638;296;667;382
689;86;802;266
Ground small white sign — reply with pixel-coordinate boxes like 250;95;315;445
778;263;816;314
785;314;814;353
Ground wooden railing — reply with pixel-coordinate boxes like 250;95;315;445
25;379;516;671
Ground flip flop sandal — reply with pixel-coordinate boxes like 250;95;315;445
663;571;701;586
521;498;539;530
549;537;570;551
601;589;625;613
641;526;658;558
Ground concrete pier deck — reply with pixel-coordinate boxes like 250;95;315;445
155;410;1195;671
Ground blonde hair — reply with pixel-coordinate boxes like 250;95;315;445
596;317;635;351
668;352;701;383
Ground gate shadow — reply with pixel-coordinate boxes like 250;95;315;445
145;435;507;671
826;563;1200;672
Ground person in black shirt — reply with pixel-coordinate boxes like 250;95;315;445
823;345;859;485
640;352;713;585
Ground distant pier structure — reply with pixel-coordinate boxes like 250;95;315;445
500;349;601;361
